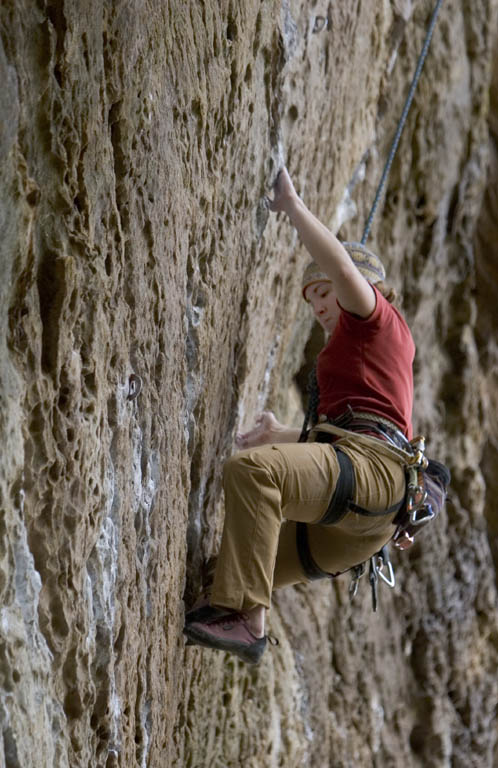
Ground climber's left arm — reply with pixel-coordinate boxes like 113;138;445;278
235;411;301;449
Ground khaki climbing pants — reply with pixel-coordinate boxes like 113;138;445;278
210;437;406;612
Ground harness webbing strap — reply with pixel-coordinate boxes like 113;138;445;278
318;446;404;522
318;448;355;525
350;498;404;517
296;446;405;582
309;422;415;465
296;522;330;581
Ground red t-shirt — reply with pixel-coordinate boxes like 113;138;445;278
316;286;415;438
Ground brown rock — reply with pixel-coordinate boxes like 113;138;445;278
0;1;497;766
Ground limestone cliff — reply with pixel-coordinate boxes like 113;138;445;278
0;1;497;766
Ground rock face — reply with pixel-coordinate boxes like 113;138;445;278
0;1;497;766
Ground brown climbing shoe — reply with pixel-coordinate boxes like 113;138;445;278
184;611;267;664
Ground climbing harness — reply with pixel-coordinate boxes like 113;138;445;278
361;0;444;244
296;412;450;611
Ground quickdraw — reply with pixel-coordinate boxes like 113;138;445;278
349;546;395;612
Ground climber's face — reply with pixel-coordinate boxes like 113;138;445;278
304;281;341;334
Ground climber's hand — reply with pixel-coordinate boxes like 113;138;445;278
267;167;299;214
235;411;285;449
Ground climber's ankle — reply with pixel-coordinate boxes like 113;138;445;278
245;604;265;638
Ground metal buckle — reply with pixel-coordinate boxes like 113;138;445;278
392;529;414;550
409;503;435;526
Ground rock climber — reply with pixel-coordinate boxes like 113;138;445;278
184;167;415;664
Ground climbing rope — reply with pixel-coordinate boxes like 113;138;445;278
361;0;444;245
300;1;444;441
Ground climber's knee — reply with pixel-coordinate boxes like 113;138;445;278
222;452;246;485
223;446;276;496
224;446;265;477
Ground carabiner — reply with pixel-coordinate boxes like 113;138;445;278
409;503;435;526
373;547;396;588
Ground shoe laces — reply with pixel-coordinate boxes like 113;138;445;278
208;611;248;629
206;612;279;645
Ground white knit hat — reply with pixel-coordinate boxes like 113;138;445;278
302;242;386;299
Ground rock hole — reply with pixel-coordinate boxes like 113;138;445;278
114;624;125;656
64;688;84;720
68;288;78;313
446;185;460;233
226;18;237;41
48;462;61;482
58;387;70;410
46;3;67;87
84;371;97;393
26;186;41;206
409;723;426;754
252;10;262;57
312;15;327;33
29;402;45;435
105;253;112;276
288;104;298;122
37;248;64;376
415;193;427;212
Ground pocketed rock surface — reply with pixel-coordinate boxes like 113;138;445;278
0;1;497;766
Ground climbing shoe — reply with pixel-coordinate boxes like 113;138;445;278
185;598;232;625
184;611;267;665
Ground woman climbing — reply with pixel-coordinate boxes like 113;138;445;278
184;167;416;664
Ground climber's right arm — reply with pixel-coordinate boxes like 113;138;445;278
268;167;376;318
235;411;301;449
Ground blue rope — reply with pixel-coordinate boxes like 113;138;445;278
361;0;444;245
